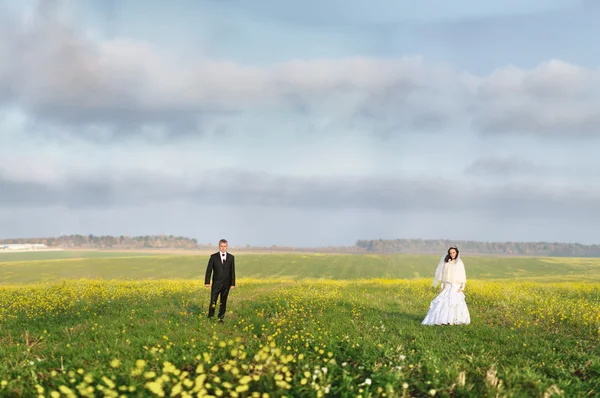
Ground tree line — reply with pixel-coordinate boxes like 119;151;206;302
0;235;203;249
2;235;600;256
354;239;600;257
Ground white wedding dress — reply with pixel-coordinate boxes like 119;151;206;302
422;255;470;326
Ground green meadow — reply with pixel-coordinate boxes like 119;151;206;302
1;251;599;397
2;251;600;284
0;250;155;263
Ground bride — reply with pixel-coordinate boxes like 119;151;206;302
422;245;471;326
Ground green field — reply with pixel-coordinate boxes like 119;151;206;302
0;250;155;263
1;251;599;397
2;251;600;284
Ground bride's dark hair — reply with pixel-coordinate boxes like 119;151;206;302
444;246;459;263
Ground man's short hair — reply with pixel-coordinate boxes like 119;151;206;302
219;239;228;245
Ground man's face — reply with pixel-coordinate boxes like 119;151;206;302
219;242;228;253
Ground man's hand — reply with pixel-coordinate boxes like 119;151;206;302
230;286;235;289
205;284;210;288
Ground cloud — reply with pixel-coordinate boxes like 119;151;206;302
1;3;600;141
464;157;541;177
2;167;599;222
471;60;600;136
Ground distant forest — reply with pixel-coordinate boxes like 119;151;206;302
354;239;600;257
2;235;600;257
1;235;203;249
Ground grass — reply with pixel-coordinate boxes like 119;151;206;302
0;252;599;397
0;250;156;263
2;251;600;284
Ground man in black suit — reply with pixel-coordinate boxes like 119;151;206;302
205;238;236;323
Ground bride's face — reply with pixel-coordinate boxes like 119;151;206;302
449;249;457;259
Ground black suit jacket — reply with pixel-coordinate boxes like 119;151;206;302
205;252;236;288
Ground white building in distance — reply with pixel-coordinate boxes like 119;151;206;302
0;243;62;252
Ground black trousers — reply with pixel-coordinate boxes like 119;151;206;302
208;286;230;319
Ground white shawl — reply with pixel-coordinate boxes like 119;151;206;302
433;254;467;288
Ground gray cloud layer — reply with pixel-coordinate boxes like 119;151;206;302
464;157;541;177
2;170;598;222
1;5;600;140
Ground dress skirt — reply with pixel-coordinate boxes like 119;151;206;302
422;282;470;325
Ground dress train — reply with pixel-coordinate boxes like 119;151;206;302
422;283;470;325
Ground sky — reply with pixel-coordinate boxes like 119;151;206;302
1;0;600;247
